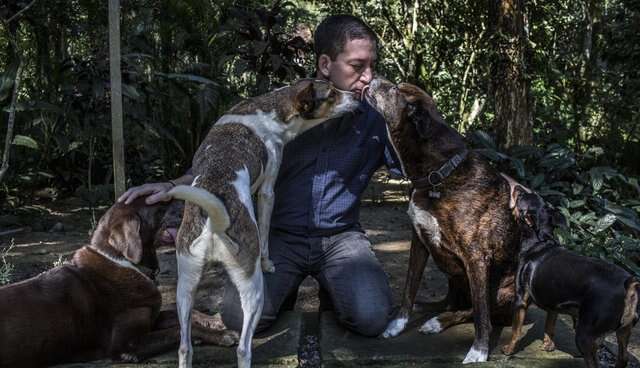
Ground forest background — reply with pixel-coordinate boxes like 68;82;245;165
1;0;639;274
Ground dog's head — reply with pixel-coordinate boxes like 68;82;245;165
364;77;445;138
277;78;360;140
90;198;171;275
514;190;546;229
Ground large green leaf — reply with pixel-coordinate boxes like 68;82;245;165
602;200;640;233
156;73;219;86
12;135;39;150
592;214;617;233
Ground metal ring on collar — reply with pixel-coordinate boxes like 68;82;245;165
428;171;444;186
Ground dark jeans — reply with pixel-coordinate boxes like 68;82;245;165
220;228;393;337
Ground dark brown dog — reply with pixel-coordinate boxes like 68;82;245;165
502;190;639;368
365;78;520;364
0;198;234;368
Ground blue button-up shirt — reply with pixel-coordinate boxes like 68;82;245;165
271;101;403;236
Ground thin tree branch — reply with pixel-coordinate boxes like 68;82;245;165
0;58;23;183
4;0;37;24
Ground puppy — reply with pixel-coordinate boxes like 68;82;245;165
365;78;520;364
0;198;233;368
502;190;640;368
167;79;359;368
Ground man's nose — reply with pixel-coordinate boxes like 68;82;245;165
361;66;374;84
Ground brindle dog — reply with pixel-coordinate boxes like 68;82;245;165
365;78;519;364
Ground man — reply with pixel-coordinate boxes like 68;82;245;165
119;15;402;337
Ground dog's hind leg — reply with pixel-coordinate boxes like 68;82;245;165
575;324;599;368
383;230;430;338
462;259;491;364
176;234;209;368
225;258;264;368
615;324;632;368
256;149;280;274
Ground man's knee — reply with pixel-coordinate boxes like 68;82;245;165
338;300;392;337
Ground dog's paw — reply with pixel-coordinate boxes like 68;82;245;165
541;337;556;352
462;346;488;364
381;316;408;338
261;258;275;273
220;330;240;347
119;353;140;363
418;317;443;334
501;344;515;356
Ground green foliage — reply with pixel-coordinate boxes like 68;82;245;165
470;131;640;276
0;0;638;269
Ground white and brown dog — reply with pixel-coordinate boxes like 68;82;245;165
168;79;359;368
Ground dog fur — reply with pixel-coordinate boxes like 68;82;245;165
365;78;521;364
167;79;359;368
0;198;235;368
502;190;640;368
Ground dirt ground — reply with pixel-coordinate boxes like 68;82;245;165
1;172;638;367
0;172;442;312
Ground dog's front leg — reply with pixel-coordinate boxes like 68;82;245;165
502;292;530;356
542;311;558;352
383;230;430;338
108;308;155;363
462;258;491;364
256;150;280;273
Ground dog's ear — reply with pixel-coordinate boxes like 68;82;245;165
406;102;429;139
511;185;526;210
108;215;143;263
511;185;531;220
297;81;317;119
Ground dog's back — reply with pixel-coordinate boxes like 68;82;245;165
0;265;101;367
515;193;637;331
0;199;167;367
176;122;268;276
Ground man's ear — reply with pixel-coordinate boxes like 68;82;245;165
318;54;332;79
297;82;316;119
108;216;143;263
407;102;429;139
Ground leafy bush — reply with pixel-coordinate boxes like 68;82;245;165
0;241;14;285
469;131;640;276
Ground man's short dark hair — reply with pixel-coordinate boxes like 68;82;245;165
314;15;377;62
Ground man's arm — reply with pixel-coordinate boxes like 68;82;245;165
117;172;195;205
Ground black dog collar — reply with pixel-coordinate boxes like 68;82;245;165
411;149;469;198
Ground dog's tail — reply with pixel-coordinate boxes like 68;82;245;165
621;277;640;328
168;185;230;234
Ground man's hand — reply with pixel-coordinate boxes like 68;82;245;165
117;182;174;205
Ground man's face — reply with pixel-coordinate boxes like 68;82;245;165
317;37;376;97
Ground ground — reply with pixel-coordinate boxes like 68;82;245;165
1;172;639;367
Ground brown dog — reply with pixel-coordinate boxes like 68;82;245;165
365;78;520;364
0;198;234;368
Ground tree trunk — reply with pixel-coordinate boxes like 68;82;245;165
572;0;601;153
488;0;533;149
108;0;126;198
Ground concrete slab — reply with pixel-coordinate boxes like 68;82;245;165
320;308;584;367
55;311;301;368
